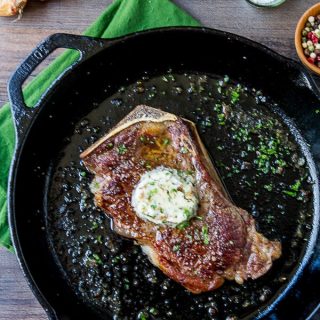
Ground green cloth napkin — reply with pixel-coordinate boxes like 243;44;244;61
0;0;200;251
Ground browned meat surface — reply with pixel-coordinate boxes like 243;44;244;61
81;105;281;294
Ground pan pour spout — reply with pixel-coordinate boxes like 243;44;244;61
81;105;281;294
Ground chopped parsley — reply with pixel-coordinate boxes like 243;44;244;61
92;221;99;230
291;180;301;192
247;144;255;152
163;138;170;146
147;188;158;201
283;190;297;197
230;90;240;104
180;146;188;154
124;283;130;290
138;312;148;320
186;234;193;240
117;144;127;154
177;221;189;230
173;244;180;252
87;253;103;266
96;235;103;244
149;307;158;315
140;135;155;144
264;184;273;192
162;76;169;82
201;225;210;245
92;181;100;190
145;161;152;169
112;256;121;263
183;208;193;219
283;180;302;198
217;113;226;125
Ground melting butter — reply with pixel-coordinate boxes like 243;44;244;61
131;166;198;227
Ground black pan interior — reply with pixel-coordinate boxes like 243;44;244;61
10;29;320;320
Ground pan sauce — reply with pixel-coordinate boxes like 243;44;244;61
48;72;313;319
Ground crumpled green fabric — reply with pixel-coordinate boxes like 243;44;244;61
0;0;200;251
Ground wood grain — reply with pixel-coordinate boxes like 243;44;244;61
1;0;320;319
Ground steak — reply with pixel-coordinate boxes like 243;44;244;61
81;105;281;293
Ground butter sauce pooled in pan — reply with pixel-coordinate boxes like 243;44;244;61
80;105;281;294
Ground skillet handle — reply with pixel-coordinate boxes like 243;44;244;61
7;33;104;139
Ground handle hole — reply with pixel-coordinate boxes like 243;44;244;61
22;48;80;108
22;48;65;90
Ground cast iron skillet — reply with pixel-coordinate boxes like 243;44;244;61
7;27;320;319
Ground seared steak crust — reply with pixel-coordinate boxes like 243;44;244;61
81;105;281;293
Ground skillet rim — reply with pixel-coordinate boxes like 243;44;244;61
7;26;320;320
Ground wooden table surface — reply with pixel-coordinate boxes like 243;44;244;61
1;0;319;319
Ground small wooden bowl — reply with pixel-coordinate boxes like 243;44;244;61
295;3;320;75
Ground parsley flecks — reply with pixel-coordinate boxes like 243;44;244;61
264;184;273;192
183;208;193;219
148;188;158;200
92;181;100;190
88;253;102;265
138;312;148;320
180;146;188;154
217;113;226;125
254;137;287;175
177;221;189;230
213;103;226;126
117;144;127;154
96;235;103;244
145;161;152;169
92;221;99;230
173;244;180;252
230;90;240;104
163;138;170;146
202;225;210;245
162;76;169;82
150;307;158;315
186;234;193;241
283;179;302;198
291;180;301;192
283;190;297;197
